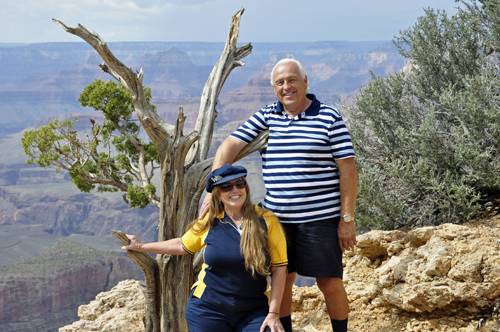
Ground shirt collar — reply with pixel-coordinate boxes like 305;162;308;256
216;211;236;223
274;94;320;117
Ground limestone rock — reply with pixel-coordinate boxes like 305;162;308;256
407;226;435;247
59;280;145;332
356;229;407;260
295;214;500;331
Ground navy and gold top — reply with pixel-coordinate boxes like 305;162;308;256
181;205;287;311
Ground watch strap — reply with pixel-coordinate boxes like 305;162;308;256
340;215;355;222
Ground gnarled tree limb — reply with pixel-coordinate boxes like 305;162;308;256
52;18;174;150
112;230;161;332
185;8;253;166
55;8;255;332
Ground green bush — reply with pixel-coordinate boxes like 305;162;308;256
347;4;500;231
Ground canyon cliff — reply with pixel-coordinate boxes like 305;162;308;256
0;239;139;332
0;184;158;239
0;41;404;138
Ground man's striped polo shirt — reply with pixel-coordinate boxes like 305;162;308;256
231;94;355;224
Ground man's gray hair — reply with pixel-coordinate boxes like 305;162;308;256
270;58;309;93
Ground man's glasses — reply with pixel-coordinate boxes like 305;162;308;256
219;180;247;192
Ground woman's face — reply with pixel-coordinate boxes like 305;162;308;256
217;178;247;211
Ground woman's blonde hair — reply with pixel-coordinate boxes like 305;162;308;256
188;179;271;278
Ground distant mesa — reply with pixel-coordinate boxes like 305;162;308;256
73;230;95;236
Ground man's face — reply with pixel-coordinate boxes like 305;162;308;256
272;62;308;114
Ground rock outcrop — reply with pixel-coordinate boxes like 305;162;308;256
0;239;139;332
292;210;500;332
59;210;500;332
59;280;145;332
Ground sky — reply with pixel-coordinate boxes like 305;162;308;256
0;0;461;44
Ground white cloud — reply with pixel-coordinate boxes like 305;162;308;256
0;0;461;43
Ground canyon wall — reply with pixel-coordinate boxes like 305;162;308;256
0;239;139;332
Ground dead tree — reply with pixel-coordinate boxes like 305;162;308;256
53;8;269;332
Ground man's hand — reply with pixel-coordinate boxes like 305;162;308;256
198;193;212;220
338;221;357;253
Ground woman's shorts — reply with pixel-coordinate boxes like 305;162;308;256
185;293;271;332
281;217;343;278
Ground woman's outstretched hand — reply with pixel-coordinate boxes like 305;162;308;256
121;234;143;252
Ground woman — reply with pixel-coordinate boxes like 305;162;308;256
122;164;287;332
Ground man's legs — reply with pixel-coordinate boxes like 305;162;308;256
280;218;348;331
316;277;349;332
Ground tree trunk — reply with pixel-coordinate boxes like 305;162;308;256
112;230;161;332
57;8;269;332
157;106;198;331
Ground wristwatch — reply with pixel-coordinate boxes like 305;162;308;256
340;215;355;222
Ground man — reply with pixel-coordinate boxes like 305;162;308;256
199;59;357;332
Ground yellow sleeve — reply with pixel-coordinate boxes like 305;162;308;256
181;216;209;255
260;208;288;267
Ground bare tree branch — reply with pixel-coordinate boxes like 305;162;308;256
53;8;253;332
112;230;161;332
184;8;253;165
52;18;175;149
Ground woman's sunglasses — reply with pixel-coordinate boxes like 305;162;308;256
219;180;247;192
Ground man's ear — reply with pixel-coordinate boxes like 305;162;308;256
304;75;308;86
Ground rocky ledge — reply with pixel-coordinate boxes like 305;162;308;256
293;208;500;332
59;279;145;332
59;209;500;332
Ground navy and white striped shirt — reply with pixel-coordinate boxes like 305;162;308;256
231;94;355;224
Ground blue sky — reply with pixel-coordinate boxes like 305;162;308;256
0;0;460;44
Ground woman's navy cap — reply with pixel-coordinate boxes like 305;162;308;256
206;164;247;193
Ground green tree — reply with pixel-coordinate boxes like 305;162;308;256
22;9;267;332
22;79;160;209
346;1;500;231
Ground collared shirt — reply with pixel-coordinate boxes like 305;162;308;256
231;94;355;223
181;205;287;310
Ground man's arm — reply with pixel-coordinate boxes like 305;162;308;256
198;136;248;218
213;136;248;170
335;157;358;253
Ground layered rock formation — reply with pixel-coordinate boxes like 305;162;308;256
217;76;278;128
0;185;159;239
59;209;500;332
0;239;139;332
0;40;404;138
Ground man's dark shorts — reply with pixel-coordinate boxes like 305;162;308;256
282;217;343;279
